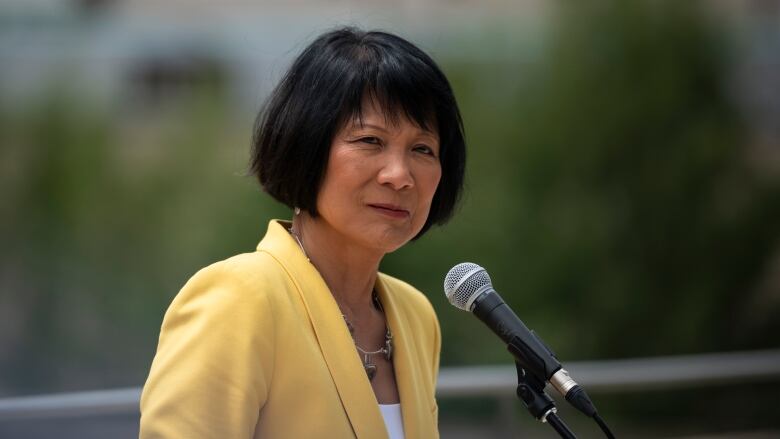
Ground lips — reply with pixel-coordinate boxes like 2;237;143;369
368;203;410;219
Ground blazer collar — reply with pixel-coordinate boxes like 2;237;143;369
256;220;389;438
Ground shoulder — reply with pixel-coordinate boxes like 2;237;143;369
166;251;292;319
378;272;437;320
152;252;289;375
190;250;292;290
142;252;280;437
379;272;432;302
189;251;288;288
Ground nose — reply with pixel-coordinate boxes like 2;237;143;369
377;150;414;190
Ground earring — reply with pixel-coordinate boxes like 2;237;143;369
294;207;301;215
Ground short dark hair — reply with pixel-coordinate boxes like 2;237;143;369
250;26;466;238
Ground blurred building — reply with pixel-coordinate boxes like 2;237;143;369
2;1;777;163
0;0;546;114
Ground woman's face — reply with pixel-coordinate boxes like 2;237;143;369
315;98;442;254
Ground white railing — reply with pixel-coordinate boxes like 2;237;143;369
437;348;780;396
1;349;779;421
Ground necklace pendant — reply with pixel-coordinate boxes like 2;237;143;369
365;363;378;381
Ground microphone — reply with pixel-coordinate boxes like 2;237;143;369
444;262;598;419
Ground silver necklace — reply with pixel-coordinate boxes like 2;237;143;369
288;224;394;381
341;294;394;381
289;226;310;262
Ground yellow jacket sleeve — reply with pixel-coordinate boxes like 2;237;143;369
139;261;273;438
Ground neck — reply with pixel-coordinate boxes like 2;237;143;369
291;213;383;316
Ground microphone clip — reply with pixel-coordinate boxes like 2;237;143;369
514;361;577;438
514;361;556;422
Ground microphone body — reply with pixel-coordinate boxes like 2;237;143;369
444;263;597;418
471;288;562;382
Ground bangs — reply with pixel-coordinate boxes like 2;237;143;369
336;45;440;134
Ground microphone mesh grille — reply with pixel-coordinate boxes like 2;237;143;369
443;262;492;311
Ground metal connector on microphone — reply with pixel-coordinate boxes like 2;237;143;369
550;368;578;396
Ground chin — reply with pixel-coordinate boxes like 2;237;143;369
370;228;420;254
380;241;409;254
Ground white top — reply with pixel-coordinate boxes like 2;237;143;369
379;403;405;439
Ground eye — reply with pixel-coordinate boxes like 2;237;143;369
359;136;381;145
414;144;436;157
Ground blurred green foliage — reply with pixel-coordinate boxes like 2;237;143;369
1;5;779;424
389;2;780;369
0;87;286;394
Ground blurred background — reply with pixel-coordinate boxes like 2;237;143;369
1;0;779;437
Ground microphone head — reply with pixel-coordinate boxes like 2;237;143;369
443;262;494;311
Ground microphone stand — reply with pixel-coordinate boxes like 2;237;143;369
514;361;577;439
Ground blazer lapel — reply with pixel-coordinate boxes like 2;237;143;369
257;220;388;439
376;275;428;439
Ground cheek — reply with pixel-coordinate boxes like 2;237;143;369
316;160;368;216
412;168;441;235
422;166;443;200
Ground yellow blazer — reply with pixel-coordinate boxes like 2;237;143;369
139;220;441;438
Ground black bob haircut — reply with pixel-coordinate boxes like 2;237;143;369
250;27;466;238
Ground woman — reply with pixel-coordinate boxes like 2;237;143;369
139;27;466;439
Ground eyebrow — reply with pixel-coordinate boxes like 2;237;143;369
352;123;388;132
350;122;438;138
